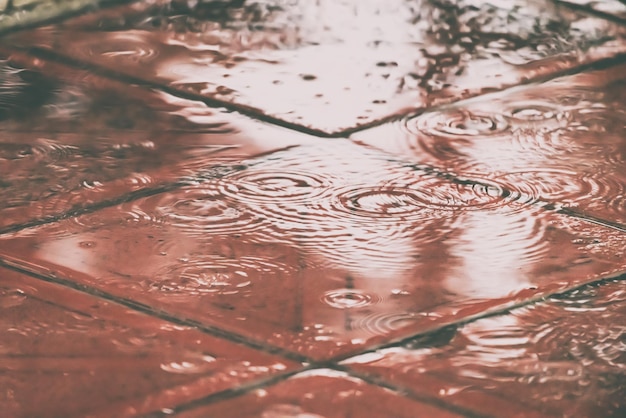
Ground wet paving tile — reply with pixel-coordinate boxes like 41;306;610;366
343;277;626;418
5;0;626;134
0;266;300;418
0;49;311;230
352;63;626;227
0;141;624;360
559;0;626;21
167;369;462;418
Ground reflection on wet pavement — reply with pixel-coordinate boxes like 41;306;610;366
171;369;464;417
0;0;626;416
0;267;297;417
0;49;312;230
0;141;624;360
343;278;626;417
6;0;626;133
353;63;626;226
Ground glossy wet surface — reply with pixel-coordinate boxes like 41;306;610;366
1;0;626;416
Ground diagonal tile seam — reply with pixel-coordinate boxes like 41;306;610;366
129;276;626;418
335;365;496;418
326;273;626;368
134;362;491;418
4;44;626;138
139;368;313;418
0;45;339;139
0;0;139;36
0;149;291;237
554;0;626;25
0;257;311;365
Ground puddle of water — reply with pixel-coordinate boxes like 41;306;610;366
0;141;624;359
0;52;312;230
172;369;461;418
6;0;626;133
353;63;626;225
0;267;298;418
343;278;626;417
559;0;626;21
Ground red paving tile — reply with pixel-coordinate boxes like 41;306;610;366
0;266;300;418
170;369;464;418
559;0;626;21
1;0;626;416
5;0;626;134
352;63;626;227
0;141;624;360
343;278;626;418
0;49;313;230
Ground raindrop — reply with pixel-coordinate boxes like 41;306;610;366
321;289;378;309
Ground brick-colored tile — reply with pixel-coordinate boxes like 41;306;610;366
5;0;626;134
172;369;463;418
0;142;624;360
343;279;626;418
352;63;626;226
0;50;312;230
0;267;300;418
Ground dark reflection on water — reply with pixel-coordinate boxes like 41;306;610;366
344;278;626;417
0;54;310;229
0;138;624;359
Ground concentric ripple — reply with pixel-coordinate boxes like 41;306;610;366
493;168;626;213
81;32;161;64
147;253;295;296
120;186;270;237
218;169;333;204
321;289;380;310
349;312;420;336
332;177;507;216
406;109;510;139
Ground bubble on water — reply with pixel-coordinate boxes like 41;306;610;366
160;353;217;374
321;289;379;309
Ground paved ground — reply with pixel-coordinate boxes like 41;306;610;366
0;0;625;417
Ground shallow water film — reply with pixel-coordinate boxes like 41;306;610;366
0;0;625;417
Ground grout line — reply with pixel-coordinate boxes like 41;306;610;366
341;52;626;137
553;0;626;26
557;208;626;232
327;272;626;366
5;48;626;140
4;45;338;138
335;365;496;418
0;256;311;365
138;368;315;417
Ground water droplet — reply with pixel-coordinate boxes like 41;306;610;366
321;289;378;309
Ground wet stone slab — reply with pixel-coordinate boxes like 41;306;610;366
343;277;626;418
5;0;626;134
558;0;626;22
168;369;463;418
352;63;626;227
0;141;624;360
0;50;311;231
0;266;299;418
